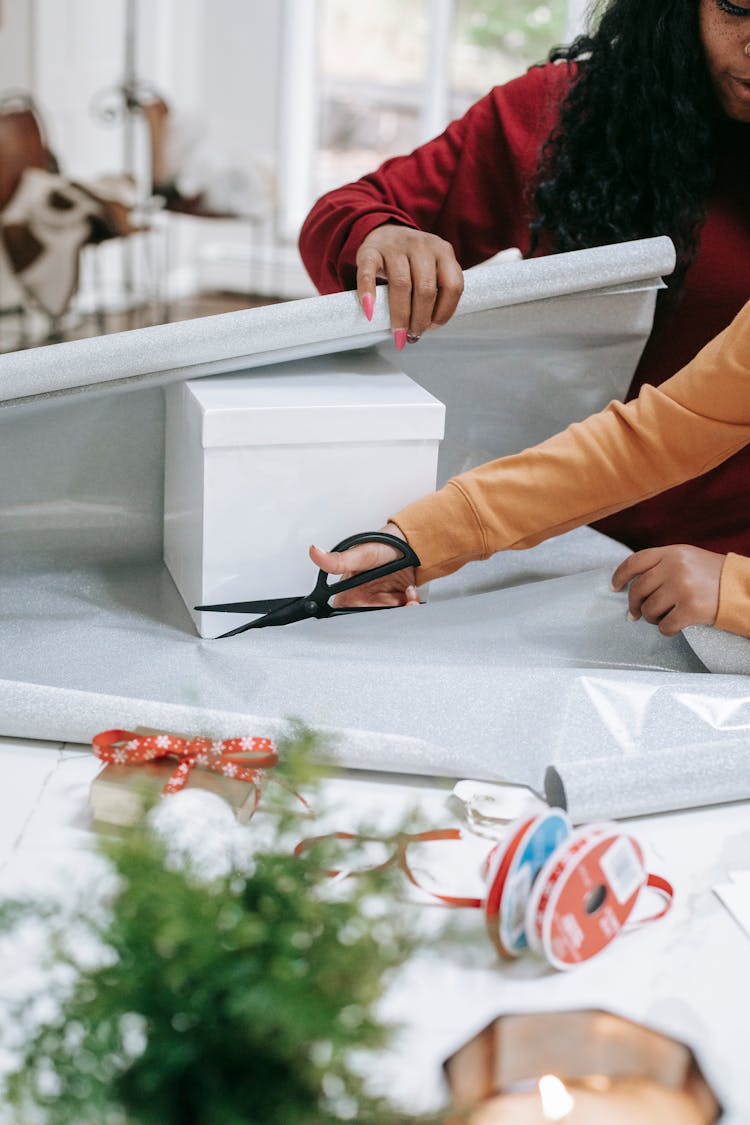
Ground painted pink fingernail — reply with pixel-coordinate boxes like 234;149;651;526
361;293;374;321
393;328;407;351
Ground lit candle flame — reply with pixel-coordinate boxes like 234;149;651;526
538;1074;575;1121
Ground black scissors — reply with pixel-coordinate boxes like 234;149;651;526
196;531;420;638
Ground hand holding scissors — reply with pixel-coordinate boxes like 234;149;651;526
308;522;420;609
197;528;420;638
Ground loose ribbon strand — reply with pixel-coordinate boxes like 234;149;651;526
294;828;483;908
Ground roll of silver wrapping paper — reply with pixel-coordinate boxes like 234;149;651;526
545;740;750;822
0;237;675;407
0;677;439;770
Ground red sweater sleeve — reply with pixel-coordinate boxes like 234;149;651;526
298;63;572;294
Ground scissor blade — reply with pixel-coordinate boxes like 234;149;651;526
327;606;391;615
218;616;281;637
196;596;301;614
217;598;310;637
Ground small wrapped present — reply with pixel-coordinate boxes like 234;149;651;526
89;727;277;828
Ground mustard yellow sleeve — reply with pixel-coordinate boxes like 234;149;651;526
716;554;750;636
392;301;750;585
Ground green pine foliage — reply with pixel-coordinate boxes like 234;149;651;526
0;728;436;1125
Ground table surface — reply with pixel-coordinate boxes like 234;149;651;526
0;734;747;1123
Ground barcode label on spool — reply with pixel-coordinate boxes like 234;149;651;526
599;836;645;904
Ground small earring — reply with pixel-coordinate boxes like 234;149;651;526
744;41;750;56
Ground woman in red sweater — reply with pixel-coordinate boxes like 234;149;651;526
299;0;750;559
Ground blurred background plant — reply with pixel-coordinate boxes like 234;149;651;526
455;0;567;63
0;727;441;1125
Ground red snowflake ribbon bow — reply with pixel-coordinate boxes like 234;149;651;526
92;728;278;798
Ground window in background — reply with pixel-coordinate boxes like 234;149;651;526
314;0;568;200
316;0;428;197
451;0;567;110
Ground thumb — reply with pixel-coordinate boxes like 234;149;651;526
309;540;398;576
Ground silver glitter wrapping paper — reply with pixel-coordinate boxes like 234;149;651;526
0;243;670;570
683;624;750;676
3;234;748;819
3;529;750;816
545;739;750;822
0;237;674;406
0;678;436;770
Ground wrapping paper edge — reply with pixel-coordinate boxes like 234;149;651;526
545;741;750;821
0;238;676;406
0;678;471;781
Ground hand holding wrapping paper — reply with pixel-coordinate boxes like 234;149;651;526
315;529;728;640
354;224;466;346
611;546;723;637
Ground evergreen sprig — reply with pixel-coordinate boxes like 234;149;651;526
0;726;439;1125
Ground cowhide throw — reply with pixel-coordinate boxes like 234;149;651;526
0;167;141;319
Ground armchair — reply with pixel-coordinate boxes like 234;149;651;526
0;91;162;350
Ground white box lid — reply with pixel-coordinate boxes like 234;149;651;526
186;350;446;447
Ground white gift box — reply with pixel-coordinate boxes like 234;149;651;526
164;350;445;637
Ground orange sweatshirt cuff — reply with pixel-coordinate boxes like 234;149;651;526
715;553;750;638
390;480;487;585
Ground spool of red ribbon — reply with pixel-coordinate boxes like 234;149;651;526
295;809;673;971
487;816;673;971
484;809;573;959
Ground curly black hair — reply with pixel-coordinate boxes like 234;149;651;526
531;0;718;289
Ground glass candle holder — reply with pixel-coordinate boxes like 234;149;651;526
443;1009;721;1124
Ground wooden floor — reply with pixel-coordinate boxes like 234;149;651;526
0;291;283;352
68;290;283;340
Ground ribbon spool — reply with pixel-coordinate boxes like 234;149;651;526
484;809;572;958
524;823;608;958
484;813;673;970
528;825;650;970
297;809;672;971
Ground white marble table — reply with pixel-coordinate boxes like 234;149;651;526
0;734;747;1123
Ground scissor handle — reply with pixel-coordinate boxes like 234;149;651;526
312;530;420;606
